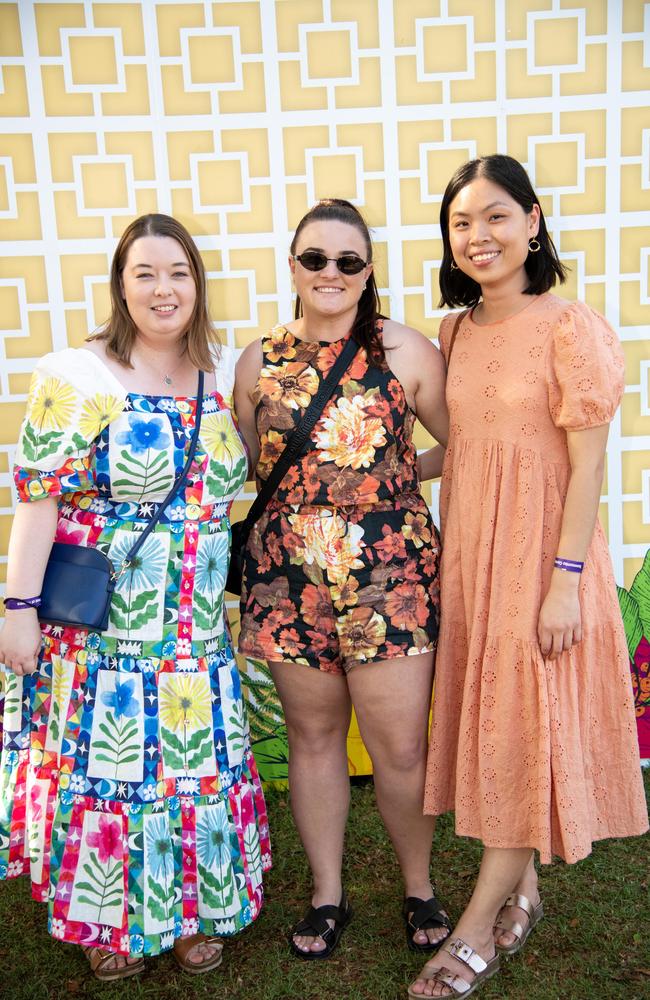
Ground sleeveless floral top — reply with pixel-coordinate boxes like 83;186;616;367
252;322;421;508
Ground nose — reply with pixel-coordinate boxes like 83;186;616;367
154;278;172;295
468;220;490;243
320;258;340;278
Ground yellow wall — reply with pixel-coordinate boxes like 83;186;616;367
0;2;648;770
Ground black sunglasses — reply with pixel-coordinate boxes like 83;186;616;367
293;251;369;275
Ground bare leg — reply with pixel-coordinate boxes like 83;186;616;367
348;654;446;947
270;660;352;955
410;846;534;997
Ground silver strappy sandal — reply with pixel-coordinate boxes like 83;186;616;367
407;937;500;998
494;893;544;956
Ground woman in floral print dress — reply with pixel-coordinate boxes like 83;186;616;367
0;214;270;980
235;199;450;959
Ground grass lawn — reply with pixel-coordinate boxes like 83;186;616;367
1;771;648;1000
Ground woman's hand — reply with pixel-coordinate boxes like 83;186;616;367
537;572;582;661
0;611;42;675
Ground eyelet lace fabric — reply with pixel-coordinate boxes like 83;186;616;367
423;294;648;863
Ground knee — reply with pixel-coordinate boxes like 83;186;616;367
286;717;348;756
370;731;428;774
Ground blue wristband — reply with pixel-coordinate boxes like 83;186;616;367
553;558;583;574
4;596;42;610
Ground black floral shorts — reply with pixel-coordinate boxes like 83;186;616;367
239;499;441;674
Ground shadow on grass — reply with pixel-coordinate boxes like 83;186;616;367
1;773;648;1000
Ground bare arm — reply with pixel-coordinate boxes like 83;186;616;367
417;444;445;481
537;424;609;661
233;340;263;476
0;497;58;675
411;336;449;449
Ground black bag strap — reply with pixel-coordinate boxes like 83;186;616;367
243;335;360;529
119;369;205;573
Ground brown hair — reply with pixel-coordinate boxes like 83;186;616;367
290;199;385;365
91;213;219;370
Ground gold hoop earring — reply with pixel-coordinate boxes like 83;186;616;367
450;260;459;270
528;238;541;253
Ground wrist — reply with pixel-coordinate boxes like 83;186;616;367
3;596;42;612
551;567;580;588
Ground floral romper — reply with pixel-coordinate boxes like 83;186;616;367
0;347;271;957
238;323;441;674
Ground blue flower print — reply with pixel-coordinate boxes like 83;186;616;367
101;678;139;718
116;414;171;454
196;805;231;870
145;815;174;880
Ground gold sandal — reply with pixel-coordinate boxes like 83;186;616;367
173;933;224;975
493;893;544;956
407;938;500;998
82;945;144;982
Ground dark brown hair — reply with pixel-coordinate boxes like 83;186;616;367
290;199;385;364
91;213;219;370
438;155;568;308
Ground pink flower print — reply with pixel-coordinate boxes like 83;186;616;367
87;815;123;864
30;785;43;823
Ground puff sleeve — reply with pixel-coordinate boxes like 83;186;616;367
547;302;624;430
213;343;236;407
14;348;127;502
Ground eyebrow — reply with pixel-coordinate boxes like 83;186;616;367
132;261;190;268
451;201;510;218
300;246;364;255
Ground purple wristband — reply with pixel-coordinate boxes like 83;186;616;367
4;596;42;610
553;558;583;574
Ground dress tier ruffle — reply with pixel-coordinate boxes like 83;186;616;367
424;295;648;863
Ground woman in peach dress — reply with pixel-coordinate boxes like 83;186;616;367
409;155;648;999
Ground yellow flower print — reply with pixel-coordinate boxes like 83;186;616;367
339;607;387;661
201;411;243;465
28;376;77;432
78;395;125;441
258;362;319;410
314;395;386;470
258;429;286;476
290;513;364;585
401;512;432;549
266;326;297;363
159;673;212;734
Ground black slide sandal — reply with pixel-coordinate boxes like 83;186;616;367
289;892;352;960
403;894;452;953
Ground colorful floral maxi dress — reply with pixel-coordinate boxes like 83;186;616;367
423;294;648;863
238;323;441;674
0;348;270;956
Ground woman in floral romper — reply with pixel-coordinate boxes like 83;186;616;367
0;214;270;980
235;199;449;958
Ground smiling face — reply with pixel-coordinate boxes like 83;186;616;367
289;219;373;323
447;175;540;296
120;235;197;343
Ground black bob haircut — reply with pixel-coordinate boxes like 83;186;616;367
438;154;568;308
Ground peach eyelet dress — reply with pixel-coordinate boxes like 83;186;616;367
423;293;648;863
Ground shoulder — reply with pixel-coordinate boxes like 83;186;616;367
549;296;619;348
33;347;128;399
381;318;441;356
211;342;236;401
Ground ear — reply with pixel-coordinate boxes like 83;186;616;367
365;261;374;280
529;203;541;238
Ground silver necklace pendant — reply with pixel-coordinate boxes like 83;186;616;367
163;374;173;386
